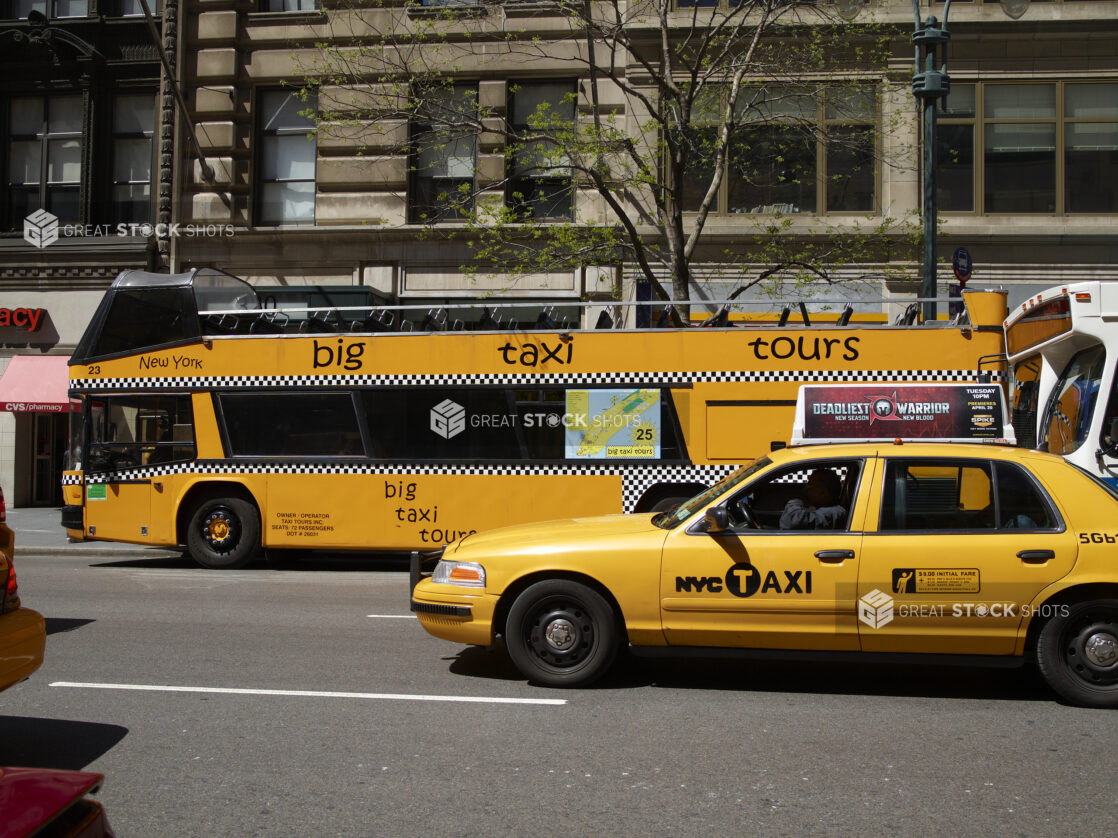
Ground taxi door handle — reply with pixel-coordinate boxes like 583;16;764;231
1018;550;1054;563
815;550;854;563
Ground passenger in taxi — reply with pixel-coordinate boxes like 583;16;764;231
779;468;847;530
1000;479;1039;529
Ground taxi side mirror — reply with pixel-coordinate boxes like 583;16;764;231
704;506;729;533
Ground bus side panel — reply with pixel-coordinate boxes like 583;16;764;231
84;482;151;545
706;402;795;460
262;473;625;550
191;392;224;458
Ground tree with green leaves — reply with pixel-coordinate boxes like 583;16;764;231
298;0;916;305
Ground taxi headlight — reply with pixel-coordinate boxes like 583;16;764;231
432;560;486;588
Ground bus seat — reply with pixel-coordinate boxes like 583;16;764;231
251;311;289;334
895;303;919;326
420;309;446;331
477;308;501;330
535;307;557;330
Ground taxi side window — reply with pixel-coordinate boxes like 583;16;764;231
880;459;994;531
730;459;862;532
995;461;1057;530
880;458;1058;532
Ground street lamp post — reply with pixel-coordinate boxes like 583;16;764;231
910;2;951;322
906;0;1031;321
839;0;1031;321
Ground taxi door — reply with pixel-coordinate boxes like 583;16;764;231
857;456;1078;655
659;457;879;652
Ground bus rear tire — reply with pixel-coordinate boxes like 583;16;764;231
187;496;261;570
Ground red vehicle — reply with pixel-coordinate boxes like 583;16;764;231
0;768;115;838
0;486;45;692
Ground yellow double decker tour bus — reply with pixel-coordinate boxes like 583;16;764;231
61;269;1008;568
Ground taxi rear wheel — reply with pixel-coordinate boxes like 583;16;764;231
1036;599;1118;707
504;580;620;687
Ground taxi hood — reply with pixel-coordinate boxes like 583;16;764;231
446;513;661;558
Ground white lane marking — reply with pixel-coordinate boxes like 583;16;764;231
50;681;566;707
367;614;417;619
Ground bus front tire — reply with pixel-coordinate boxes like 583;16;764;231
504;579;619;687
1035;599;1118;707
187;496;261;570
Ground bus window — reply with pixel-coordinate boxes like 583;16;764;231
1040;344;1105;455
360;387;686;462
87;395;195;471
92;289;193;358
1010;356;1041;449
218;393;365;457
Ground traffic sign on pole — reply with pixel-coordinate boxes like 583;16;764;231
952;247;973;285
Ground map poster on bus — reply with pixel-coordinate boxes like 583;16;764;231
792;383;1015;445
565;389;661;459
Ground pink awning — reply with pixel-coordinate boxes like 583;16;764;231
0;356;75;413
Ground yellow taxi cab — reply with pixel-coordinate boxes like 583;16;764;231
411;385;1118;707
0;486;46;692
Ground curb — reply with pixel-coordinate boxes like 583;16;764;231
17;545;184;558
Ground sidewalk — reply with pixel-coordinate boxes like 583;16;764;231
6;505;181;558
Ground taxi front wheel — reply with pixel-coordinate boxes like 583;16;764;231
504;580;620;687
1036;599;1118;708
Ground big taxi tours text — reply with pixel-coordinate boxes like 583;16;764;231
125;333;866;376
306;334;862;370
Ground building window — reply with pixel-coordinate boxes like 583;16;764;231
3;0;90;17
938;81;1118;215
410;84;478;223
257;90;316;225
6;95;82;225
112;93;155;225
682;85;877;216
508;81;575;220
260;0;317;10
111;0;159;15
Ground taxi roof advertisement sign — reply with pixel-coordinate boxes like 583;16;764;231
792;383;1015;445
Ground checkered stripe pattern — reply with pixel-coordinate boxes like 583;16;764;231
81;460;737;512
772;465;850;484
61;474;82;485
620;463;737;511
70;368;996;392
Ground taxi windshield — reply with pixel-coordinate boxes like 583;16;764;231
654;456;772;529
